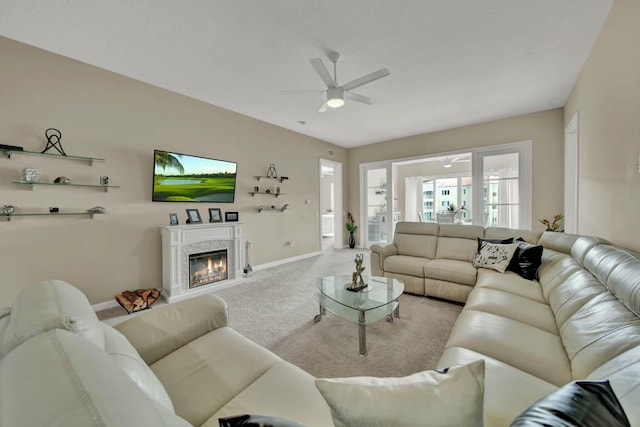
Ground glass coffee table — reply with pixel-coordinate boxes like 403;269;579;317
314;275;404;356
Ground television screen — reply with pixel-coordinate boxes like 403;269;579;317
152;150;237;203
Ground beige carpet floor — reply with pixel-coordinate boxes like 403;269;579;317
98;248;463;378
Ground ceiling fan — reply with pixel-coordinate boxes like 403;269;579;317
442;156;471;168
282;52;390;112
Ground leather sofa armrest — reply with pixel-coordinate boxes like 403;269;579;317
114;294;228;365
370;243;398;275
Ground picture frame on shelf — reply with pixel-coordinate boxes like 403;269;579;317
169;213;179;225
186;208;202;224
225;211;239;222
209;208;222;223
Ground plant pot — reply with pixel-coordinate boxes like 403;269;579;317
348;232;356;249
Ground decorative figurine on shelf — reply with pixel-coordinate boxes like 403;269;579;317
266;163;278;178
348;253;368;292
53;176;72;184
41;128;67;156
1;205;15;215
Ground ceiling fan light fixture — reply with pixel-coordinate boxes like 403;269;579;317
326;87;345;108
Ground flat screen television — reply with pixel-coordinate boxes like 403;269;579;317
152;149;237;203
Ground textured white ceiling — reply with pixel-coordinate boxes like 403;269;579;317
0;1;613;148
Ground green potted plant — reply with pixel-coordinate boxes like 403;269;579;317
346;212;358;249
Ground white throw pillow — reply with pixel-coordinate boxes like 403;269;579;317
473;242;518;273
315;360;485;427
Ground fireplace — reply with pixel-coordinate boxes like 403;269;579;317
161;223;243;303
189;249;228;289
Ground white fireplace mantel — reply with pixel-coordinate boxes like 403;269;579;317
160;223;243;303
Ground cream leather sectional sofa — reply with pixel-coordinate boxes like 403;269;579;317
2;224;640;426
372;222;640;426
0;280;334;426
370;222;543;303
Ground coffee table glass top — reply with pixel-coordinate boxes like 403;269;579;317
317;275;404;319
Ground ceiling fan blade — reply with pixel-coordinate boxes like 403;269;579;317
318;101;327;113
310;58;337;88
345;92;376;105
341;68;390;92
281;89;325;95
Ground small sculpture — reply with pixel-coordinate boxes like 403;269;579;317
266;163;278;178
41;128;67;156
54;176;71;184
86;206;107;214
1;205;15;214
348;253;367;292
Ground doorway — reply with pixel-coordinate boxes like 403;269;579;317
564;113;579;234
319;158;343;251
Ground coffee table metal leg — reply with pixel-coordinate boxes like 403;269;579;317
314;304;326;323
394;301;400;318
358;310;367;357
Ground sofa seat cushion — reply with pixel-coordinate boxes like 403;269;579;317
0;329;190;427
475;269;545;303
439;347;558;427
1;280;105;356
424;259;477;286
445;310;572;386
151;327;281;426
383;255;429;277
464;288;558;334
205;361;333;427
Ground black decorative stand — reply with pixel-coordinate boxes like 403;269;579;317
41;128;67;156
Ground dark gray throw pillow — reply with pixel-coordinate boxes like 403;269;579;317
476;237;514;252
219;414;305;427
507;238;543;281
510;380;630;427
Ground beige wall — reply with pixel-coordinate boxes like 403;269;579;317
564;0;640;252
348;109;566;244
0;37;347;304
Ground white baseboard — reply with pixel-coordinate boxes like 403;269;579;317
92;299;120;311
252;251;322;271
92;250;323;311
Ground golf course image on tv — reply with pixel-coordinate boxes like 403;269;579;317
153;149;237;203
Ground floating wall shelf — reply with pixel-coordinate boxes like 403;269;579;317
249;191;285;197
12;181;120;192
1;212;106;222
1;149;104;165
257;205;290;213
254;176;289;183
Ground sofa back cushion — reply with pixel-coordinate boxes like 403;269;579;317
554;243;640;380
1;280;105;357
102;324;175;413
0;329;190;427
485;227;542;245
393;222;439;259
436;224;484;262
537;231;582;254
571;236;607;266
559;292;640;379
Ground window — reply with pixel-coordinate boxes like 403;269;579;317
473;141;532;228
442;189;450;195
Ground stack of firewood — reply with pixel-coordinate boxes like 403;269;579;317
115;288;161;314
